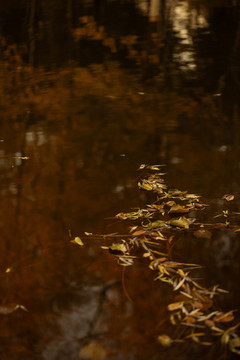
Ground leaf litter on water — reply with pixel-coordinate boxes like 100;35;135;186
71;165;240;354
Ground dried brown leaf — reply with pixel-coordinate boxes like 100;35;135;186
213;310;235;323
132;229;147;236
205;319;215;328
184;316;196;324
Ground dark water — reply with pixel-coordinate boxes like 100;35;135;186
0;1;240;359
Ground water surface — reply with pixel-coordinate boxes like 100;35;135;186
0;1;240;359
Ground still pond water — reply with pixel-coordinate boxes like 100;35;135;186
0;1;240;359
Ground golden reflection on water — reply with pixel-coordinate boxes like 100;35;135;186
0;1;240;359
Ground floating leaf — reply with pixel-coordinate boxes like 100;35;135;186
13;156;30;160
169;217;190;229
130;226;138;232
108;243;127;254
221;323;240;346
158;264;170;275
221;332;230;345
197;311;219;322
185;194;201;200
169;205;189;214
166;200;176;207
143;252;151;258
205;319;215;328
146;220;166;229
132;229;147;236
138;181;152;191
137;164;147;170
0;304;28;315
154;231;167;241
168;189;187;197
71;237;84;246
213;310;235;323
229;337;240;355
194;202;204;208
84;165;240;354
152;204;164;210
157;334;172;347
116;211;142;220
184;316;196;324
174;277;187;291
168;301;184;311
185;332;205;339
118;256;134;266
163;261;185;268
148;165;164;170
222;194;235;201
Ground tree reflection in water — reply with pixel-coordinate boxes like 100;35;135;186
0;1;239;359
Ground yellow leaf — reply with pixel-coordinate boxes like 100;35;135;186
146;220;166;229
109;243;127;253
185;332;205;339
185;194;201;199
157;334;172;347
158;264;170;275
168;302;184;311
148;165;163;170
229;337;240;355
116;212;128;219
221;322;240;345
138;181;153;191
169;205;189;214
70;237;84;246
223;194;235;201
0;304;28;315
221;332;230;345
137;164;147;170
169;217;190;229
178;268;185;276
143;252;151;258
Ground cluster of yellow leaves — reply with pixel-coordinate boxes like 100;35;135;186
71;166;240;354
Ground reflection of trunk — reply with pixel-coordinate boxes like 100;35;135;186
29;0;36;66
149;0;166;34
67;0;73;58
149;0;165;23
231;6;240;87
